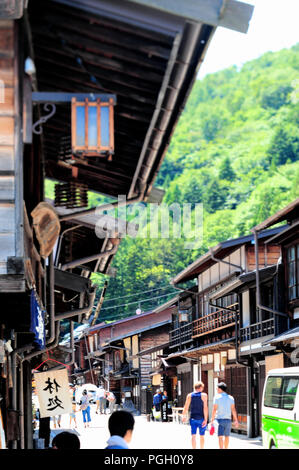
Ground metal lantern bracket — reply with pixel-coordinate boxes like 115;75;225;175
31;92;116;135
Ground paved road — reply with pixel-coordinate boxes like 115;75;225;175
41;404;263;450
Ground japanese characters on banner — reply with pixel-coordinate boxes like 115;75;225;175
34;368;72;418
30;290;46;350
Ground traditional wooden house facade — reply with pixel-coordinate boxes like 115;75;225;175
72;306;172;413
168;226;287;436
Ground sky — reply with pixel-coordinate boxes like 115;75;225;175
198;0;299;79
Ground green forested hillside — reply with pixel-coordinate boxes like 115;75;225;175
48;44;299;324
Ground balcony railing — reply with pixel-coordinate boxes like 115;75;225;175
169;322;193;348
192;303;238;339
240;318;274;342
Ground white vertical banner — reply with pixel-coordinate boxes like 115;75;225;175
193;363;199;387
0;409;6;449
34;368;72;418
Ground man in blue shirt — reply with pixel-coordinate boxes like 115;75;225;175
152;389;163;420
106;411;135;449
182;381;208;449
211;382;239;449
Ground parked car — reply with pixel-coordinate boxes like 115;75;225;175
262;367;299;448
75;384;98;404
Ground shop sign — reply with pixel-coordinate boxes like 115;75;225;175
34;368;72;418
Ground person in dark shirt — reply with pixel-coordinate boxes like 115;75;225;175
182;381;208;449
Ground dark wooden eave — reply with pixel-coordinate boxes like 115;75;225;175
26;0;233;200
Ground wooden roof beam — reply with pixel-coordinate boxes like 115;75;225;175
126;0;254;33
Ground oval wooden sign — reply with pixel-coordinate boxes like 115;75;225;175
31;202;61;259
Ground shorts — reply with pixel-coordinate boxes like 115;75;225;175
217;419;232;436
190;418;207;436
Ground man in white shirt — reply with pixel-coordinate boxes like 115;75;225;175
96;386;107;414
106;390;116;414
211;382;239;449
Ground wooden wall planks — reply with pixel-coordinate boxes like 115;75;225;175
0;20;17;277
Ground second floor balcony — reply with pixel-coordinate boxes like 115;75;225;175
169;322;193;349
192;303;238;339
169;303;239;348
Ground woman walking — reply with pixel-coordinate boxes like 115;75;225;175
79;389;91;428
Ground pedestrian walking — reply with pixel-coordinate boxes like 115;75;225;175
106;390;116;414
182;381;208;449
69;401;78;428
105;410;135;449
52;414;61;428
152;389;162;420
79;389;91;428
210;382;239;449
96;385;107;414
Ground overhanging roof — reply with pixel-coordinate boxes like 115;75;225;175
264;220;299;246
252;198;299;232
102;318;172;345
126;0;254;33
171;225;287;284
167;338;234;359
238;264;278;286
28;0;253;201
263;326;299;346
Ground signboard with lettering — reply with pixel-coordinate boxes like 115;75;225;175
34;368;72;418
161;400;168;422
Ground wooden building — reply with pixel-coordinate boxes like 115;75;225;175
168;225;287;436
0;0;253;448
72;306;172;413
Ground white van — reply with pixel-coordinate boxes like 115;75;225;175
262;367;299;449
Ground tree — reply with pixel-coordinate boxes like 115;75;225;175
202;179;229;213
268;126;299;166
218;157;236;181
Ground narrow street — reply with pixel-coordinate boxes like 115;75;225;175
40;405;263;450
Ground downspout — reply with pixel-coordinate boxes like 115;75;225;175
250;228;290;438
60;246;118;271
55;224;83;267
251;229;289;324
23;321;61;363
45;320;75;371
11;335;37;449
47;253;55;344
210;247;245;274
55;287;96;322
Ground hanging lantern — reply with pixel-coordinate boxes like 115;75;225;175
71;97;114;160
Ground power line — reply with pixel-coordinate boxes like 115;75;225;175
100;284;175;302
96;293;177;323
100;291;178;311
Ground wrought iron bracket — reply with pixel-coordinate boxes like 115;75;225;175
31;92;116;135
32;103;56;135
